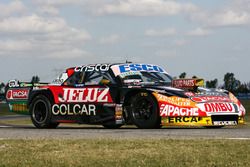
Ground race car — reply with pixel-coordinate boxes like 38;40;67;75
5;63;246;128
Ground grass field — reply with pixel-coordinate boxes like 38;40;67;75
0;139;249;167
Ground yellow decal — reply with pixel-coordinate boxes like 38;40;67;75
229;92;239;104
153;93;196;107
12;104;28;112
161;116;212;126
161;116;244;126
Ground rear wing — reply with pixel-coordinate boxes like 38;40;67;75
5;80;48;114
8;79;48;88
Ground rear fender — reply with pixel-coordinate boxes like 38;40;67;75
28;89;54;107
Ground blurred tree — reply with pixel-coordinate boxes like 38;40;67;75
31;76;40;83
247;82;250;91
179;72;186;78
206;79;218;88
237;83;250;93
223;73;240;93
0;82;5;94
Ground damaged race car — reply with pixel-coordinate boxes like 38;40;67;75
5;63;246;129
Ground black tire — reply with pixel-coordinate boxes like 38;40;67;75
129;92;160;129
102;124;123;129
29;95;59;128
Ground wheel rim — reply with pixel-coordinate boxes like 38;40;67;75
132;97;153;121
32;100;48;123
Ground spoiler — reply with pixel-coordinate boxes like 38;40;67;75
8;79;48;88
172;78;204;90
6;80;48;114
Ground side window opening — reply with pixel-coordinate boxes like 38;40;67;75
85;71;115;85
85;72;103;85
64;71;85;86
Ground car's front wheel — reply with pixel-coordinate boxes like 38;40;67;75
30;95;59;128
129;92;161;129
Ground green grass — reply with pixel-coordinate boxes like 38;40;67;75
0;139;249;167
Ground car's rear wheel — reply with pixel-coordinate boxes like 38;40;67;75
129;92;160;129
30;95;59;128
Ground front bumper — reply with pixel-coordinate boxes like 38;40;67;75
161;116;245;126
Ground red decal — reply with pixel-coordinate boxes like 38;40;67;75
172;79;195;88
6;89;29;100
58;88;112;103
160;103;199;117
184;92;195;97
191;96;231;102
201;103;234;112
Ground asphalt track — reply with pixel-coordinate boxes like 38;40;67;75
0;116;249;140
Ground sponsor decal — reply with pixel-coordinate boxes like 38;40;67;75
195;91;223;96
119;71;142;78
74;64;110;72
161;116;213;126
172;78;204;89
123;79;142;85
172;79;195;88
6;89;29;100
112;64;166;76
58;88;112;103
51;72;68;85
52;104;96;116
213;121;237;126
184;92;195;97
8;80;19;88
167;116;202;123
119;64;165;73
160;104;199;116
191;96;231;102
198;102;235;113
52;79;65;85
11;103;28;112
74;84;85;87
115;104;124;124
154;93;194;106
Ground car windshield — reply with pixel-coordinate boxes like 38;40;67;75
119;71;172;86
111;64;172;86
